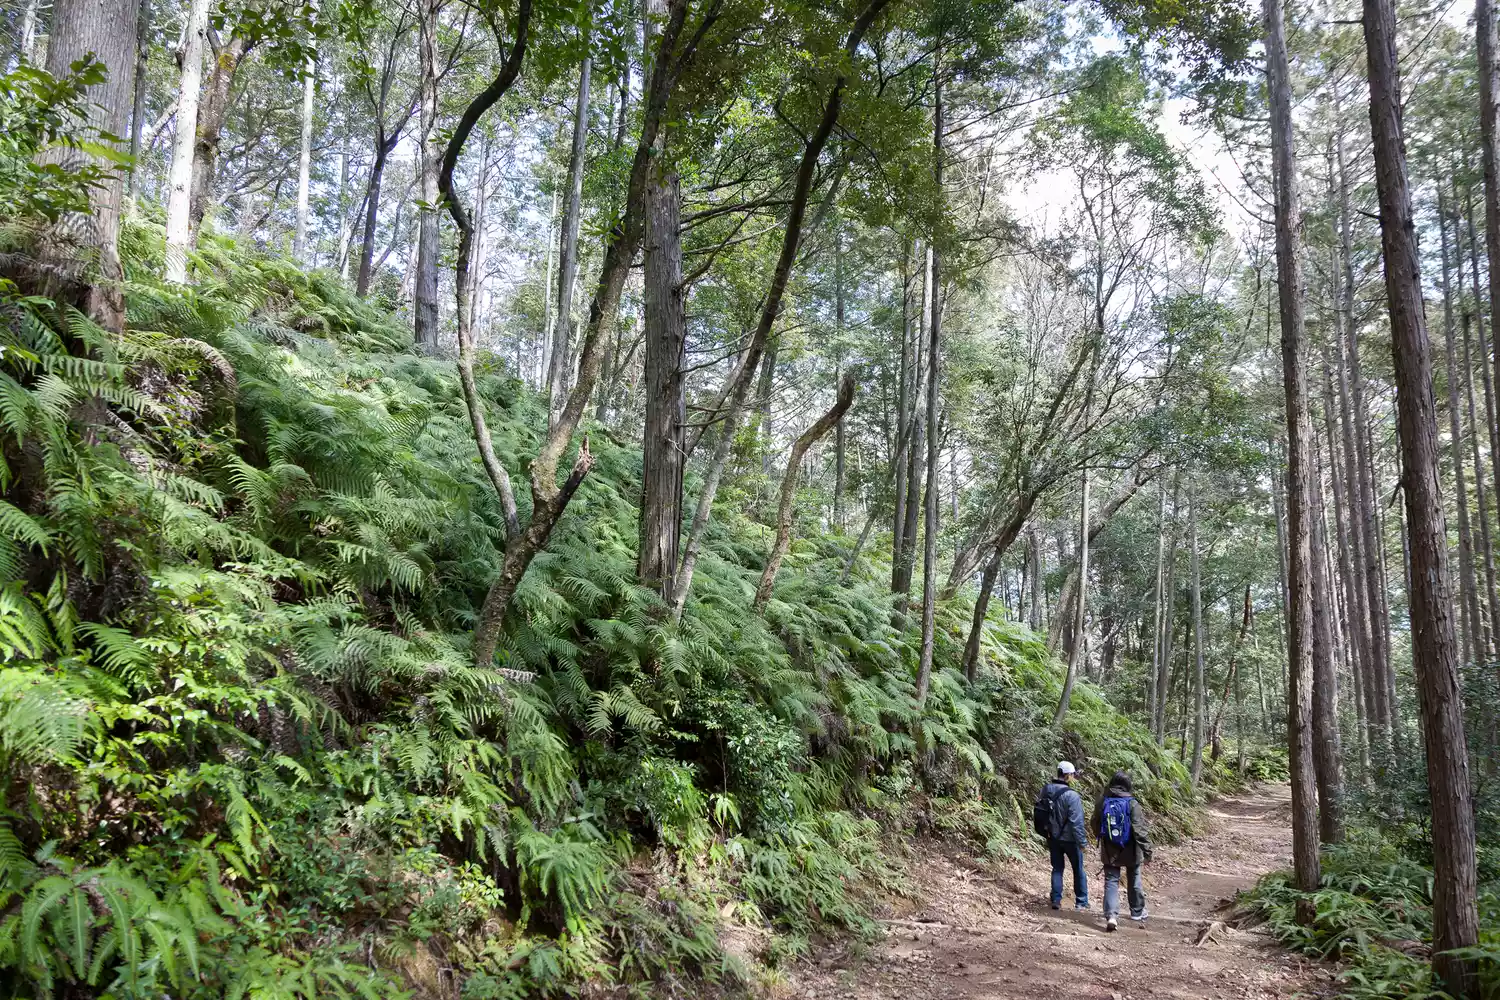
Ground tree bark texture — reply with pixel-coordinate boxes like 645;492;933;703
1461;192;1500;656
638;171;687;602
1323;350;1374;767
40;0;141;329
126;0;152;208
1310;427;1345;843
187;31;250;234
1336;131;1393;734
1476;0;1500;614
1361;0;1480;986
1441;192;1482;666
548;54;592;424
1265;0;1322;906
916;70;944;704
892;247;913;588
414;0;442;349
1463;315;1499;659
165;0;210;283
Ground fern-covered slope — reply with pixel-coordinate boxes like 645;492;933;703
0;228;1214;998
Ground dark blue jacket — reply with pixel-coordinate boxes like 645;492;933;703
1043;780;1087;844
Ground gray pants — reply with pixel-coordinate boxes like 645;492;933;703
1103;864;1145;919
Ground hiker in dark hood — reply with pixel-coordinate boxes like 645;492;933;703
1090;770;1152;931
1033;761;1089;910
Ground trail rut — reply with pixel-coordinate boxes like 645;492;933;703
787;784;1335;1000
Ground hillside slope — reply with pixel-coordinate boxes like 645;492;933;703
0;230;1224;998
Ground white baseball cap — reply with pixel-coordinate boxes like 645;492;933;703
1057;760;1076;775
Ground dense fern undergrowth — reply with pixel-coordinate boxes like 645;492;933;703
1241;743;1500;1000
0;224;1240;998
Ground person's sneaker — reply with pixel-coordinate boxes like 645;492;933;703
1105;916;1118;932
1075;902;1089;910
1050;901;1061;910
1130;911;1149;924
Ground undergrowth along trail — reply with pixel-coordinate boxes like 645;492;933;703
792;785;1334;1000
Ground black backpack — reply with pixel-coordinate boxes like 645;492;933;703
1032;784;1068;839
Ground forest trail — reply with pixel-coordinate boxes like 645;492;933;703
788;785;1336;1000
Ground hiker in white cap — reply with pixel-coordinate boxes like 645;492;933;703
1032;761;1089;910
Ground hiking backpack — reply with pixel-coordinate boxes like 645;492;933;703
1032;785;1069;839
1101;794;1133;847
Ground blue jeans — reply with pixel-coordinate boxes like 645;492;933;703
1104;864;1145;919
1048;838;1088;907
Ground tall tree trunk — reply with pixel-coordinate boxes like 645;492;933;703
165;0;210;284
1154;471;1181;744
1325;350;1375;769
1461;191;1500;655
1188;479;1206;786
756;376;857;610
187;31;250;234
958;501;1037;678
964;542;1003;682
1442;210;1482;665
638;171;687;601
895;248;930;614
593;78;631;425
1334;308;1382;737
1464;314;1500;658
1445;187;1488;661
294;52;316;261
1149;478;1167;739
1265;0;1322;907
1337;130;1393;735
413;0;442;350
892;245;913;584
1027;526;1043;633
1361;0;1481;987
126;0;152;209
467;137;491;332
41;0;141;330
336;138;353;280
538;188;558;386
17;0;40;65
1209;585;1252;758
548;53;592;424
756;339;777;482
356;144;392;296
1053;467;1090;725
1476;0;1500;602
1310;422;1346;843
915;69;944;704
834;228;847;529
895;401;924;611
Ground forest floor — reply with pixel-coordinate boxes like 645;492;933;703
783;785;1338;1000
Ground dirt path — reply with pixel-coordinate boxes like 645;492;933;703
787;785;1334;1000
